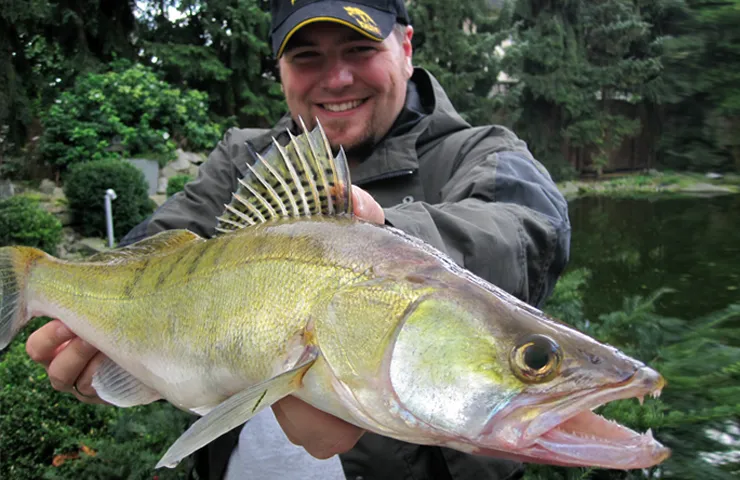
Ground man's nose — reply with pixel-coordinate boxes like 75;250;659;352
323;60;353;90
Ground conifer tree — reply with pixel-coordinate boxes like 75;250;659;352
499;0;662;177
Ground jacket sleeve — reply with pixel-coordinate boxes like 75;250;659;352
120;128;261;246
383;130;571;307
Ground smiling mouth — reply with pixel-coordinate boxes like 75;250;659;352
320;99;367;112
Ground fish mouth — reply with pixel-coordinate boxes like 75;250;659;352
480;367;671;469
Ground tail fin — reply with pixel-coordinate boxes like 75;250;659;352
0;246;45;350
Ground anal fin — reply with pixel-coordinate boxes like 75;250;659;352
92;357;162;407
155;345;319;469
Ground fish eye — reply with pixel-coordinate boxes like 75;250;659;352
510;334;562;383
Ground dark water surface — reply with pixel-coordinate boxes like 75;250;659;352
566;194;740;321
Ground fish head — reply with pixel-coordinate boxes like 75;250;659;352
386;282;670;470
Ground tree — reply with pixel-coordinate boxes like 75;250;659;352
0;0;137;151
136;0;285;128
409;0;506;126
653;0;740;171
498;0;663;178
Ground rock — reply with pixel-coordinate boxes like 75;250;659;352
51;187;66;201
170;150;193;172
55;211;73;226
0;179;14;199
177;148;206;165
150;194;167;206
647;169;661;176
188;164;200;178
161;164;179;179
706;172;724;180
74;237;109;256
157;177;169;195
39;179;56;195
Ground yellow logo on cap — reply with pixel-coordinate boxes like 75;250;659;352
343;7;381;35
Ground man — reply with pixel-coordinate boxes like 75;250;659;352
25;0;571;478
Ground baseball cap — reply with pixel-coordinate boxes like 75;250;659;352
270;0;411;58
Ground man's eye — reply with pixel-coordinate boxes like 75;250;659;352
291;51;320;62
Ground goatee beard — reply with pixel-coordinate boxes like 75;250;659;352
332;137;376;165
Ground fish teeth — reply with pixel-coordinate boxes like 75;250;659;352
637;395;645;406
651;389;662;399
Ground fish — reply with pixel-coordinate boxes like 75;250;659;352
0;119;670;471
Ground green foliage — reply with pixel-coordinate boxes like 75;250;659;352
166;174;194;198
499;0;661;176
1;1;137;152
537;270;740;479
654;0;740;172
0;318;193;480
0;196;62;254
39;63;222;170
136;0;286;128
409;0;506;126
63;159;154;239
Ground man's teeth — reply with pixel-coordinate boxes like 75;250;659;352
322;100;363;112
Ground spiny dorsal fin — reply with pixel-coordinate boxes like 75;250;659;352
215;118;352;234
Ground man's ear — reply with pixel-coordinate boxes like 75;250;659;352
403;25;414;76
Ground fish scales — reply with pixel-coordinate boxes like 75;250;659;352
0;120;671;471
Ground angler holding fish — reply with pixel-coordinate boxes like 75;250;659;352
7;1;669;479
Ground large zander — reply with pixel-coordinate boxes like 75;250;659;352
0;120;669;471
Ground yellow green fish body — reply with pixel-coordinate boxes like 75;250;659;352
0;121;670;471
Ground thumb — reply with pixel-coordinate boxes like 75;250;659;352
352;186;385;225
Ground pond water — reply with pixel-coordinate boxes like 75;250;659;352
566;194;740;322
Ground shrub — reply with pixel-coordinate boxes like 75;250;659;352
64;159;154;239
0;318;192;480
166;174;194;198
0;196;62;254
40;62;222;171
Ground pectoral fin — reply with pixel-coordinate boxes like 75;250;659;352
155;345;319;469
92;357;162;407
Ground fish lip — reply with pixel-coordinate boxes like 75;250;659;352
521;366;665;444
477;366;669;468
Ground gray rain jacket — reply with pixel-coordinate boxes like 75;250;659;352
121;68;571;480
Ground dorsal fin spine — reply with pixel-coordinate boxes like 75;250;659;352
216;216;248;230
223;204;256;226
288;130;321;215
318;118;352;214
245;162;287;217
237;178;278;220
273;138;310;216
255;151;299;217
233;192;266;223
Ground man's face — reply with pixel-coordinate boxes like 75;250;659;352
279;22;414;154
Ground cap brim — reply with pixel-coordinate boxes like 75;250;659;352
272;1;395;58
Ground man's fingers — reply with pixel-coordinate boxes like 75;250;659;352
46;336;99;393
71;352;109;404
273;396;365;459
26;319;77;367
352;186;385;225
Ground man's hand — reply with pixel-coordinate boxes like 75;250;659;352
26;319;108;404
352;185;385;224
